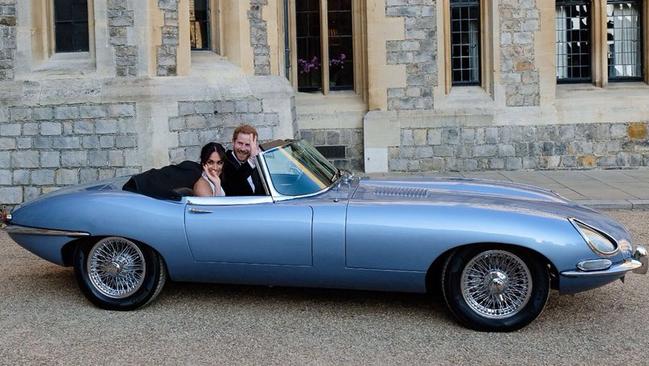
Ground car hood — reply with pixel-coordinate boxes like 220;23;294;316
351;177;631;242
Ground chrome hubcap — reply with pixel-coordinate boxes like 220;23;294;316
460;250;533;319
87;237;146;299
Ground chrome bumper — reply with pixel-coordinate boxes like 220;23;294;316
2;224;90;237
633;246;648;274
562;245;648;277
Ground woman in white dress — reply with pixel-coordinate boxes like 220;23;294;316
193;142;226;197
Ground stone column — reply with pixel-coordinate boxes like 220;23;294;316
0;0;16;81
249;0;270;75
157;0;179;76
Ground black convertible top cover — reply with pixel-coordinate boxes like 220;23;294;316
122;161;202;200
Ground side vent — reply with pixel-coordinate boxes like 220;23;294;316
374;186;430;199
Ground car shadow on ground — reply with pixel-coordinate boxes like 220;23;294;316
3;260;643;334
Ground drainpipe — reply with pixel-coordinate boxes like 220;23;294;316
283;0;291;80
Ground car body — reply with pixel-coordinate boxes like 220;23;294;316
2;139;647;331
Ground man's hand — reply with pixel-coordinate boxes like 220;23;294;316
247;135;259;168
250;135;259;158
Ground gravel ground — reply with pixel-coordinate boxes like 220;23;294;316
1;210;648;365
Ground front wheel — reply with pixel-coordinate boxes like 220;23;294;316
73;237;167;310
442;246;550;332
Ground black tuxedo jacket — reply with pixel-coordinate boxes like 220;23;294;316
221;150;265;196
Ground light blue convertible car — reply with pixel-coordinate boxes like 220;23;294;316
2;140;647;331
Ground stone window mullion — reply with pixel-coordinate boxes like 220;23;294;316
290;0;359;95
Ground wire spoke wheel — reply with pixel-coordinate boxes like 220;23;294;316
87;237;146;299
460;250;533;319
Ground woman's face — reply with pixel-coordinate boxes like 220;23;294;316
204;151;224;176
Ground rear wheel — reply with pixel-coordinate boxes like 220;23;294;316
442;246;550;332
73;237;167;310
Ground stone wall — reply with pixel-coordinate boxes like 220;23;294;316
249;0;271;76
389;123;649;172
0;0;16;81
300;128;364;171
500;0;540;107
0;103;140;205
385;0;436;111
168;98;280;163
157;0;179;76
108;0;138;77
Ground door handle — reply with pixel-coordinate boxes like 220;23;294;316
189;208;213;214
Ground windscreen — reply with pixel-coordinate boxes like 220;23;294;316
263;140;338;196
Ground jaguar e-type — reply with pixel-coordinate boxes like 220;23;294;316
2;139;647;332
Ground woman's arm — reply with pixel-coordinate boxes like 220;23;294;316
193;178;214;197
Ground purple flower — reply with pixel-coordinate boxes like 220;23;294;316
329;53;347;69
298;56;321;74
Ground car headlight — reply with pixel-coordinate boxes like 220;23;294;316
570;218;618;256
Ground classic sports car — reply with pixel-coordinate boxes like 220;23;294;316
2;140;647;332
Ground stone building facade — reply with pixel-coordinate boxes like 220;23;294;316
1;0;649;205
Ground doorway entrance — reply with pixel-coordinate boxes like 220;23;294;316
191;0;210;50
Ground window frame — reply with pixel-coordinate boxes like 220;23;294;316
49;0;94;57
287;0;366;97
555;0;648;87
606;0;644;82
556;0;594;84
442;0;492;95
449;0;482;86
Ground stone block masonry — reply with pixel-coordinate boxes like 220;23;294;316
385;0;437;111
157;0;179;76
0;103;140;205
168;98;280;163
389;123;649;172
300;128;364;171
249;0;271;76
500;0;540;106
0;0;16;81
108;0;138;77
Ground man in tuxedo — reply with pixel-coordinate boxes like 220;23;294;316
221;124;266;196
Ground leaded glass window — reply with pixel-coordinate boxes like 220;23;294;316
450;0;481;86
556;1;592;82
607;0;643;80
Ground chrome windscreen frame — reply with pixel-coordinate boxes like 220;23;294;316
257;146;340;202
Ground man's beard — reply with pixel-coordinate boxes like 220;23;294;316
235;149;250;161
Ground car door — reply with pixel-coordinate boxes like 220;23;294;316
184;196;313;266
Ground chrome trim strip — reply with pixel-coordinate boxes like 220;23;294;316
189;208;213;214
561;259;642;277
3;225;90;237
186;196;275;206
568;217;620;257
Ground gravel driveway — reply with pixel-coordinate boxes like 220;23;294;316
1;210;648;365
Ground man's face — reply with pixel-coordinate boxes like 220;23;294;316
233;132;253;162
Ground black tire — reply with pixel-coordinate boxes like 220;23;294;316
73;237;167;311
441;246;550;332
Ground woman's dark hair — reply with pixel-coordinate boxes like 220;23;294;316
199;142;226;166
